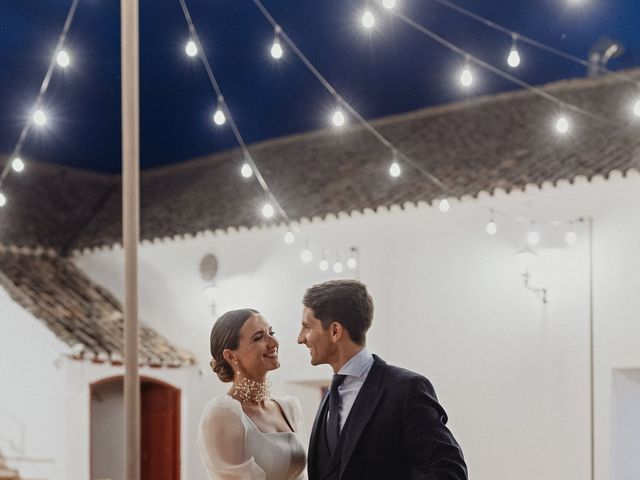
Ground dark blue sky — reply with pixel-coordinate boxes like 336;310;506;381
1;0;638;173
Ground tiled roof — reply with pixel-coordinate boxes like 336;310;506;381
1;69;639;252
0;247;195;367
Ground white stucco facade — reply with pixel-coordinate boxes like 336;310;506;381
2;171;640;479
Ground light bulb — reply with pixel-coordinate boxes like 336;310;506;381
301;249;313;263
556;116;569;133
362;10;375;28
185;40;198;57
333;261;344;273
633;99;640;117
319;259;329;271
0;193;6;207
382;0;397;8
566;230;577;245
262;203;275;218
56;50;70;68
213;108;226;126
11;157;25;173
284;231;295;244
332;110;345;127
527;229;540;246
33;109;47;126
389;161;401;178
486;220;497;235
460;68;473;87
507;49;520;68
270;40;283;59
347;256;357;269
241;163;253;178
439;198;450;213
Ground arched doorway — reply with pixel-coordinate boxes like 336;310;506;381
90;376;181;480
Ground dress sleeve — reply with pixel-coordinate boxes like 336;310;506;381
198;396;267;480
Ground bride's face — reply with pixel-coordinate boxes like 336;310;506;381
226;314;280;379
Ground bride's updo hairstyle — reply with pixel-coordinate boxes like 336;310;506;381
209;308;259;382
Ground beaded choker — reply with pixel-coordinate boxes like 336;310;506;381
232;378;271;403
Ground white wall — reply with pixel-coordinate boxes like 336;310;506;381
73;172;640;480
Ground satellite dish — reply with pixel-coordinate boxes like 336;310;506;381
200;254;219;282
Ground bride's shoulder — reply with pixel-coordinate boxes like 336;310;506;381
273;395;303;422
201;395;243;421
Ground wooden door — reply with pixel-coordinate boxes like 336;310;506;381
140;380;180;480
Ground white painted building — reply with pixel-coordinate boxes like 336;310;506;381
1;70;639;480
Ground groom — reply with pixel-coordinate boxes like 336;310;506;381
298;280;467;480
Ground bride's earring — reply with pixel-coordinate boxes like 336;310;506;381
234;360;240;376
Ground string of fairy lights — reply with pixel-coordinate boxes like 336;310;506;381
1;0;639;273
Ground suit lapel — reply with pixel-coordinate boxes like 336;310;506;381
309;389;330;478
337;355;386;479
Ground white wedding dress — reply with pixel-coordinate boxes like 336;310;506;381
198;394;307;480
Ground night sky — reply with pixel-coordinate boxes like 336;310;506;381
1;0;638;173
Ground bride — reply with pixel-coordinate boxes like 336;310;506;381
198;308;307;480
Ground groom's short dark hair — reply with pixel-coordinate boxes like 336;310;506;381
303;279;373;345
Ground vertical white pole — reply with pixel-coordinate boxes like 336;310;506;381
121;0;140;479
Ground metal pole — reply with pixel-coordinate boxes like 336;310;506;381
588;217;595;480
121;0;140;479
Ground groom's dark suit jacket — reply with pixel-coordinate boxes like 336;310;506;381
308;355;467;480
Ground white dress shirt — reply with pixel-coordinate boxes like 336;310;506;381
333;347;374;432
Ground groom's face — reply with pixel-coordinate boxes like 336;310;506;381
298;307;336;366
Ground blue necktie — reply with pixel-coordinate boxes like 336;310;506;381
327;374;346;452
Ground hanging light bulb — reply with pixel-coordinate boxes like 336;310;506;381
185;40;198;57
459;67;473;87
362;10;375;28
633;99;640;117
507;34;520;68
347;247;358;269
527;223;540;246
56;50;70;68
486;211;497;235
389;151;401;178
382;0;397;8
332;109;345;127
555;115;569;134
241;162;253;178
438;198;450;213
319;258;329;271
0;192;6;207
11;157;25;173
333;260;344;274
262;203;275;218
33;109;47;126
284;230;295;244
301;248;313;263
213;108;226;126
565;223;577;245
270;27;284;60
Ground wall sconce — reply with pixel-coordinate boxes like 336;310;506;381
515;247;547;304
200;254;220;312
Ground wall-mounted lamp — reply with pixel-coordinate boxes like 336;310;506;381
200;254;220;312
515;247;547;303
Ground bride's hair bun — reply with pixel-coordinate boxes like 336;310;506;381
209;308;259;383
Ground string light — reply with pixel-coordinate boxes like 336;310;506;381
11;157;25;173
486;211;497;235
347;247;358;269
284;230;295;244
333;260;344;273
633;99;640;117
32;109;47;126
565;223;577;245
527;223;540;246
459;65;473;87
331;109;345;127
241;162;253;178
507;34;520;68
319;257;329;271
389;150;401;178
438;198;450;213
555;115;569;133
213;108;226;126
382;0;397;9
262;203;275;218
362;10;375;29
301;244;313;263
0;193;6;207
270;26;283;59
56;50;70;68
185;40;198;57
